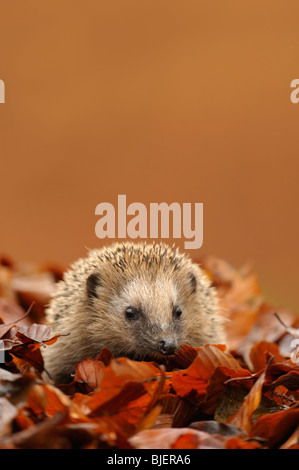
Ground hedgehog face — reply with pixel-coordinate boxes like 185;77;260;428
114;276;183;359
85;268;199;361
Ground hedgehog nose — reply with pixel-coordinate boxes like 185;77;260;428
159;338;177;355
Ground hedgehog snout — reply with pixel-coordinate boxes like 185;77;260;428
158;337;177;355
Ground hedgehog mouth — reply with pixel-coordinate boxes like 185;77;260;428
125;349;177;364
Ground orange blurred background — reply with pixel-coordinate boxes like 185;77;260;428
0;1;298;311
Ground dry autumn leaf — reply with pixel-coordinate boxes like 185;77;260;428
0;254;298;449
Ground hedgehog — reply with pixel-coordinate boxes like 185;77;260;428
43;242;225;383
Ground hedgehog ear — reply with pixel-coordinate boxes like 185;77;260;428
188;272;197;295
86;272;101;300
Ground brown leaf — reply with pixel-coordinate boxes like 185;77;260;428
0;299;28;338
84;381;147;417
0;367;35;405
74;357;105;391
97;347;114;366
189;420;247;438
228;359;274;433
2;412;66;449
250;407;299;448
3;323;60;375
10;346;44;374
220;271;262;351
12;272;56;324
265;362;299;392
103;357;160;386
70;358;165;437
225;437;263;449
280;426;299;449
25;383;71;418
171;433;202;449
238;303;299;367
129;427;227;449
164;344;199;370
1;253;299;449
214;385;251;423
196;256;237;288
0;397;18;436
249;341;281;373
15;323;54;344
205;367;253;414
157;394;195;428
171;344;243;403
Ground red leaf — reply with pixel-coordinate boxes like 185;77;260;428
172;344;243;402
228;367;267;433
249;341;281;373
129;428;228;449
250;408;299;448
74;357;105;391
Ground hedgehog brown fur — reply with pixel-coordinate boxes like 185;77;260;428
43;242;225;383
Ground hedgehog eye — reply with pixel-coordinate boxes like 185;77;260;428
125;307;140;321
173;306;182;319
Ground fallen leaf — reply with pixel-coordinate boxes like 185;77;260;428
0;253;298;450
74;357;105;391
171;344;243;403
129;427;228;449
225;437;263;449
0;397;18;436
249;341;281;373
2;412;66;449
228;365;268;433
250;407;299;448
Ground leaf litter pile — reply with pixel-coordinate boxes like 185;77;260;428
0;254;299;449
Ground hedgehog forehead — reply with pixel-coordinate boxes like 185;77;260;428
119;275;177;313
